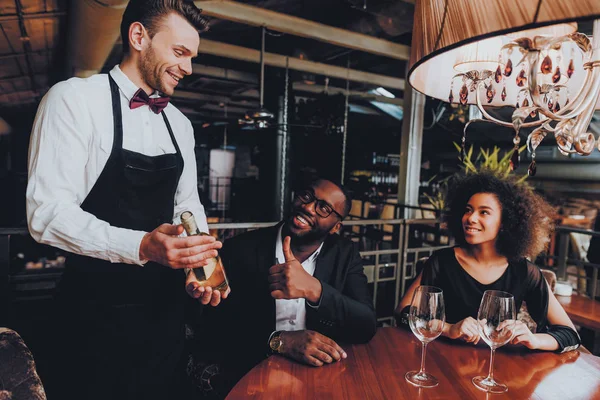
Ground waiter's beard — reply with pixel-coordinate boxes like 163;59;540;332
138;43;167;95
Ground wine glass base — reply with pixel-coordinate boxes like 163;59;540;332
472;376;508;393
405;371;439;388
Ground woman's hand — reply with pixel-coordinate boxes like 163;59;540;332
447;317;481;344
508;320;540;349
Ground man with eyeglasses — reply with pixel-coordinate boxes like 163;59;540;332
194;178;376;395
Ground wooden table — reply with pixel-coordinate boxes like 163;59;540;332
557;294;600;332
558;294;600;353
227;327;600;399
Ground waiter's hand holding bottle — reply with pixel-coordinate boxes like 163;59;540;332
139;222;228;306
184;265;230;305
180;211;231;304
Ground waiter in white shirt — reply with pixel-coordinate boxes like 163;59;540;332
26;1;226;399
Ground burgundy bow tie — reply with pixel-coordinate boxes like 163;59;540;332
129;88;170;114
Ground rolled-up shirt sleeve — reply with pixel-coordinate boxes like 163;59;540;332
26;81;147;266
172;118;209;233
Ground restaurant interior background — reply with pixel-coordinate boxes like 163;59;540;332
1;1;600;225
1;0;600;356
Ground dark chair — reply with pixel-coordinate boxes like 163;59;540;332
0;328;46;399
518;269;558;332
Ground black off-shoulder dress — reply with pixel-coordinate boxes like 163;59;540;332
415;247;580;352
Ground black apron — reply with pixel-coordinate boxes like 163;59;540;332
51;75;187;400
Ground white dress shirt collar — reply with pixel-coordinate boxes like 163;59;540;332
109;65;161;101
275;224;324;265
109;65;139;102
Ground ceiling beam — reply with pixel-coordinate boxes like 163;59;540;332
177;106;243;119
292;82;404;106
0;50;52;61
191;64;257;84
199;103;248;115
181;72;404;105
172;90;259;108
0;10;66;22
198;39;405;90
171;92;249;114
182;87;259;101
195;1;410;61
348;104;383;116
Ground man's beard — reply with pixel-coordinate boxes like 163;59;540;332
283;215;329;245
138;44;165;94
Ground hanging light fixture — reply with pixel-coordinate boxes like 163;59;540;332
243;26;275;129
408;0;600;176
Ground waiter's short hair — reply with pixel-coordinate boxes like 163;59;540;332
121;0;209;55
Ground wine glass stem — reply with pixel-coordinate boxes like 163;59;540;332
486;347;496;381
419;342;428;375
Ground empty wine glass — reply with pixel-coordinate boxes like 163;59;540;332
472;290;516;393
405;285;445;388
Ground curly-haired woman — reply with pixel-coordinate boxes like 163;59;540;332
395;172;580;352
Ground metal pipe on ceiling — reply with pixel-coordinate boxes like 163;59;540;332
187;65;405;105
530;163;600;182
0;50;52;62
172;90;259;108
0;11;66;23
292;82;404;106
276;57;290;220
191;64;257;84
13;0;37;94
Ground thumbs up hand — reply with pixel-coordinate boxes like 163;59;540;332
268;236;322;303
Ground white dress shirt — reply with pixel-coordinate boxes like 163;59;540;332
26;65;209;266
275;225;324;331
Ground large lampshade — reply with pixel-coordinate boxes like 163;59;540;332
410;24;579;107
408;0;600;163
409;0;600;82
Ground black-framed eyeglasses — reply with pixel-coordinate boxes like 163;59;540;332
295;190;344;220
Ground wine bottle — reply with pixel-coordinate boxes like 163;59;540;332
180;211;229;293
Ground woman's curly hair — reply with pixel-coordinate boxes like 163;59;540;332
444;171;556;261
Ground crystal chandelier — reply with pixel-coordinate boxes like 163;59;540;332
407;0;600;176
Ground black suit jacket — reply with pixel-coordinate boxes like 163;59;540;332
198;223;376;378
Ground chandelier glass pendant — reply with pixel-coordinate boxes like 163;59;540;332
408;0;600;176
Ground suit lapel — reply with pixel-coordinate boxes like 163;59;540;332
314;235;338;285
255;223;281;274
255;223;282;332
306;235;338;331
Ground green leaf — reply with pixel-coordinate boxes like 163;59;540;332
499;148;512;165
423;192;445;211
